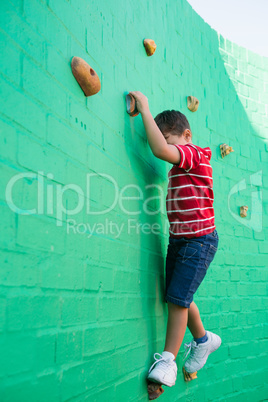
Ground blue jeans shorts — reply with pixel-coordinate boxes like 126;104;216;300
165;229;219;308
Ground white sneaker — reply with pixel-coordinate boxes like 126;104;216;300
147;351;177;387
183;331;221;374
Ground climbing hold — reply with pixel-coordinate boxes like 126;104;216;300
126;93;139;117
240;206;248;218
187;96;199;112
220;143;234;158
147;379;165;400
143;39;157;56
71;56;101;96
182;367;198;382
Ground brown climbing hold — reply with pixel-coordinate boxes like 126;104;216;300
187;96;199;112
147;379;165;400
220;143;234;158
183;367;198;382
143;39;157;56
71;56;101;96
126;93;139;117
240;206;248;217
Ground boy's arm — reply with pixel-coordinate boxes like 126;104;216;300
141;110;181;164
129;91;181;165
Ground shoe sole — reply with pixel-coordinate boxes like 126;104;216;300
147;373;176;387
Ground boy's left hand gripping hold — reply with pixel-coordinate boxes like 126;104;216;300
126;91;150;116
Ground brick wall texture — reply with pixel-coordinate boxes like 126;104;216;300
0;0;268;401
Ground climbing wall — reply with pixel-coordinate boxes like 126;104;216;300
0;0;267;400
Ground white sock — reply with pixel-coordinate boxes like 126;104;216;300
162;350;175;360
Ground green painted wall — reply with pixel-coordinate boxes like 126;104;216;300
0;0;267;400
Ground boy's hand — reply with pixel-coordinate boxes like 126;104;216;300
128;91;149;115
129;91;181;164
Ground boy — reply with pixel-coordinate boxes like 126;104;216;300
128;91;221;390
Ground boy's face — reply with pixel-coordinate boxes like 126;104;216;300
163;129;192;145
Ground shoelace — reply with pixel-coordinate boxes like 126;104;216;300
148;353;173;374
183;341;198;360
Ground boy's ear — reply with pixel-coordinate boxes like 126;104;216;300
183;129;192;142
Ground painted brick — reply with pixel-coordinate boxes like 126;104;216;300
61;295;98;327
0;372;60;401
0;79;46;140
40;255;84;290
47;114;88;165
1;1;46;65
47;0;85;47
28;0;70;58
46;44;75;94
0;298;6;333
0;119;18;163
16;214;65;254
0;203;16;249
7;295;61;331
56;329;83;365
35;331;57;372
0;249;39;288
0;333;33;376
22;56;67;118
0;34;21;85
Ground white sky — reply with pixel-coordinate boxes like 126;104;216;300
187;0;268;58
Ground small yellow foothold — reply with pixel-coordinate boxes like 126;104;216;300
187;96;199;112
183;367;198;382
143;39;157;56
220;143;234;158
240;206;248;217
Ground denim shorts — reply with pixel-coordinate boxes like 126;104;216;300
165;229;219;308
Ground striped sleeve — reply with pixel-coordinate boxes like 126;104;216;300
172;144;201;172
203;147;212;161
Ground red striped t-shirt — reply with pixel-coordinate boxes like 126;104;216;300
166;143;215;239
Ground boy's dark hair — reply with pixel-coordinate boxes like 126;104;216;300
154;110;191;136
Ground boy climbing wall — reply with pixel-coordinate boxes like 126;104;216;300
128;91;221;399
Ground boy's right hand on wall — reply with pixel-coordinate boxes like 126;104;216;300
128;91;150;115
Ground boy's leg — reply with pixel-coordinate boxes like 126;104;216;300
164;301;188;359
187;301;206;339
183;300;221;381
147;301;185;389
163;301;206;359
